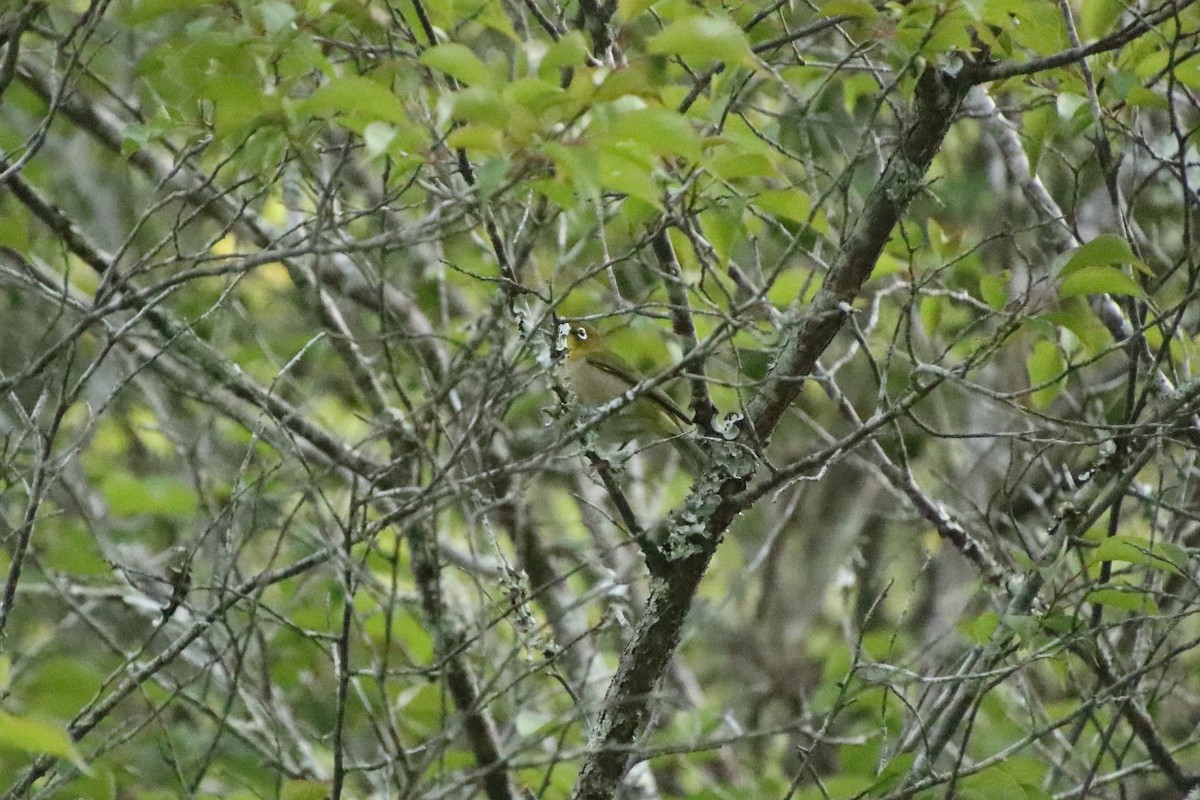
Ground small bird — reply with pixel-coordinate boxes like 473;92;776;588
561;320;703;468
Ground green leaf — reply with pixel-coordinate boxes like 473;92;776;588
755;188;811;224
504;78;564;112
1086;588;1159;614
204;74;269;135
1059;234;1140;275
300;75;407;125
452;87;510;126
257;0;297;35
920;6;975;55
1080;0;1124;39
1177;54;1200;89
473;156;510;197
543;141;600;197
618;0;658;20
869;251;903;281
1059;266;1143;298
454;0;517;37
868;752;915;793
1089;535;1186;574
541;31;589;71
610;108;702;161
699;207;743;266
594;59;664;102
960;766;1028;800
597;146;662;208
58;764;117;800
529;177;576;207
1055;92;1089;123
1134;49;1172;80
1126;86;1170;109
121;0;220;23
979;270;1009;310
926;218;954;258
838;741;879;777
1041;298;1113;355
920;295;945;336
960;611;1000;644
121;122;151;156
648;15;754;66
817;775;872;798
20;657;103;717
1004;3;1070;56
419;43;492;87
1001;614;1039;643
1040;613;1078;635
281;781;329;800
446;124;503;154
821;0;879;18
0;710;82;766
709;151;776;180
1026;339;1066;409
1023;103;1056;174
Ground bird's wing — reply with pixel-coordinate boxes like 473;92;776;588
586;356;693;426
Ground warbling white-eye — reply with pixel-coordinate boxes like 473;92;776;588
560;321;703;468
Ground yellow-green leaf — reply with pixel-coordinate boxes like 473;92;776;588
610;108;702;161
920;295;945;336
1080;0;1123;39
1026;340;1065;409
1059;234;1140;275
709;152;776;180
1126;86;1170;109
821;0;879;18
1086;588;1159;614
960;611;1000;644
504;78;564;112
755;188;811;224
1059;266;1143;298
699;207;742;265
960;766;1029;800
648;15;754;66
597;147;662;208
420;43;492;87
541;31;589;71
979;270;1009;310
281;780;330;800
446;125;503;154
618;0;658;21
452;87;510;126
1089;535;1186;574
0;710;82;766
301;75;406;125
1177;54;1200;89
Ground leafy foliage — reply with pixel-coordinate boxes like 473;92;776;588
1;0;1199;798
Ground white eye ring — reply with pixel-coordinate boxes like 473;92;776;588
575;327;588;341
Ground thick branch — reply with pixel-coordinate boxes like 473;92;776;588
749;64;971;437
570;63;973;800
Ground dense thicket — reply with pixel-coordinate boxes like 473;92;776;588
1;1;1199;798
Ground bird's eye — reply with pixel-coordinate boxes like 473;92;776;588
575;327;587;341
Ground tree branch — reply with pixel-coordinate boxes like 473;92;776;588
571;62;974;800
